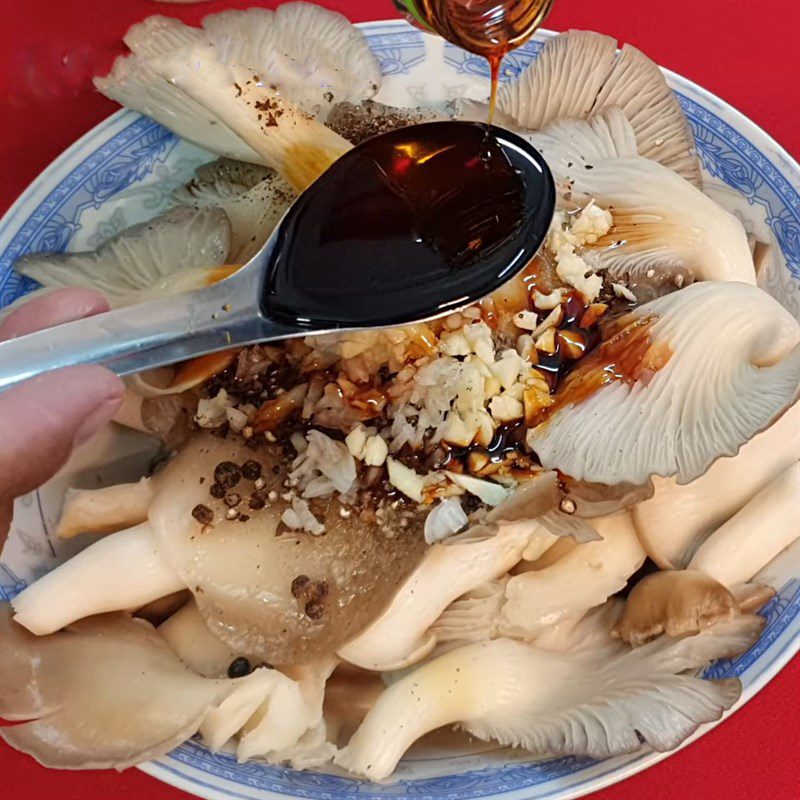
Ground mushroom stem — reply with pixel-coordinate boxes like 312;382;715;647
12;523;183;635
688;461;800;586
57;478;154;538
158;600;240;678
337;615;761;781
337;521;538;671
501;513;644;638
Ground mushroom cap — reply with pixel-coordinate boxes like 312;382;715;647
498;30;701;186
613;569;739;647
336;614;762;781
337;521;538;671
528;282;800;486
201;2;382;118
0;605;222;769
15;206;231;303
148;434;427;664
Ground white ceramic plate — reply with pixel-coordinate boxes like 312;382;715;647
1;20;798;800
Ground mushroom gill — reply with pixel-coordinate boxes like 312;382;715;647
336;614;762;781
527;282;800;486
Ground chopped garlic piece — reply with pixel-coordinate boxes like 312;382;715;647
281;497;325;535
345;426;368;459
445;471;510;506
225;406;249;433
612;282;638;303
386;457;426;503
555;246;602;302
535;327;557;354
195;389;233;428
533;288;564;310
571;200;613;244
441;321;495;364
491;349;525;391
513;310;539;331
530;306;563;338
483;375;502;400
363;435;388;467
546;211;576;251
489;394;524;422
516;334;535;360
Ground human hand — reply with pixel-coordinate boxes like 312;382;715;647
0;289;124;542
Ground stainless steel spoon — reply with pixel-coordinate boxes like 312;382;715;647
0;122;554;392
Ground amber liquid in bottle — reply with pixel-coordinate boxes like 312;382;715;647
397;0;555;120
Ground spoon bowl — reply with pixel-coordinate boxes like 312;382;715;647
0;121;554;392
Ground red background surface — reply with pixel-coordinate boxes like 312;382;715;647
0;0;798;798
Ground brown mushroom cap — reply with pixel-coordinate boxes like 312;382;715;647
0;604;222;769
613;569;739;646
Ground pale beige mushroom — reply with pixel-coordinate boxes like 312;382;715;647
528;282;800;486
688;460;800;586
336;615;762;781
500;513;645;639
497;30;701;186
632;402;799;568
13;434;427;667
57;478;154;539
158;599;241;678
12;523;184;636
337;521;548;671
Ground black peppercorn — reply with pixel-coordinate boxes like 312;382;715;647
214;461;242;489
227;657;252;678
241;460;263;480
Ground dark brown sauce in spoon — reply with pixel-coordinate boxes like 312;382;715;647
263;121;554;329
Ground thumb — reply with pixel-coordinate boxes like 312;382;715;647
0;365;124;534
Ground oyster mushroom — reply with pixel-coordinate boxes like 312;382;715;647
613;570;743;646
174;159;295;263
632;402;799;568
528;281;800;486
559;155;754;284
12;524;184;636
0;604;268;769
432;514;643;645
498;30;702;186
235;655;338;765
96;5;379;163
151;43;351;192
94;51;265;164
13;434;427;665
200;3;382;118
15;206;231;305
688;460;800;587
498;513;644;640
337;521;553;672
57;478;154;539
157;599;241;678
336;615;762;781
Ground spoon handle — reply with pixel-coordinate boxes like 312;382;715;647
0;271;301;393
